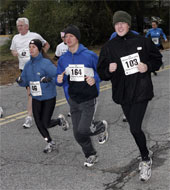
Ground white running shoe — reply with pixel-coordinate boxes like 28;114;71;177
58;114;70;131
122;114;127;122
139;150;153;170
23;116;32;128
67;112;71;117
139;158;152;181
0;107;3;118
84;155;98;167
98;120;108;144
43;141;56;153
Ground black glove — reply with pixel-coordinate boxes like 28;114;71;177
40;76;52;83
16;76;23;84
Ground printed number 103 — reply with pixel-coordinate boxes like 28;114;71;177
125;59;138;68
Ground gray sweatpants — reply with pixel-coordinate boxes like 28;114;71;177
68;98;105;158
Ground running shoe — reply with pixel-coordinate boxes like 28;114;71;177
139;150;153;170
23;116;32;128
84;155;98;167
139;158;152;181
67;112;71;117
0;107;3;118
43;141;56;153
58;114;70;131
122;115;127;122
98;120;108;144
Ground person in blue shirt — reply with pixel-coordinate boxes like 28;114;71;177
145;20;168;75
16;39;69;153
145;21;168;50
56;25;109;167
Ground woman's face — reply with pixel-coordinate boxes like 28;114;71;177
152;22;158;29
29;44;39;57
114;22;130;37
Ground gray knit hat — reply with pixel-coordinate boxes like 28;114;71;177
113;10;131;26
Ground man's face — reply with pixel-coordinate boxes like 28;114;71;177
152;22;158;29
17;21;29;35
65;33;78;48
114;22;130;37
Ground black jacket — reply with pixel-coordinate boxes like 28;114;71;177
97;32;162;105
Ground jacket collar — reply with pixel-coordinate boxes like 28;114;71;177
30;52;43;62
68;44;87;55
117;31;135;40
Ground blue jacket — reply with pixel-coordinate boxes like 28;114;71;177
109;30;139;40
56;44;100;103
19;53;57;101
145;28;167;47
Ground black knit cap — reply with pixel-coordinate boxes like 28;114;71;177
64;25;81;41
29;39;42;51
113;10;131;26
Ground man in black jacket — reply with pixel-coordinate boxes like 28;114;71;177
97;10;162;182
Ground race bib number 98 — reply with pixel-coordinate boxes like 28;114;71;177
30;81;42;96
121;53;140;75
69;64;84;81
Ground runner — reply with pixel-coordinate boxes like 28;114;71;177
97;11;162;181
10;17;50;128
56;25;109;167
54;30;68;60
145;20;168;75
109;30;139;122
16;39;69;153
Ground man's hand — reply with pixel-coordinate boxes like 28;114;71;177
11;50;18;57
138;62;148;73
85;76;95;86
57;71;65;83
109;63;117;73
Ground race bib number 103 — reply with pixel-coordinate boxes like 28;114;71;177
121;52;140;75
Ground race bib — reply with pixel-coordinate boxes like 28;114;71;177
18;48;30;58
30;81;42;96
69;64;84;81
152;38;159;45
121;53;140;75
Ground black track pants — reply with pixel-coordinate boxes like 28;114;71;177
121;101;149;160
32;97;60;143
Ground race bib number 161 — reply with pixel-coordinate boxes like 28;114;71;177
121;52;140;75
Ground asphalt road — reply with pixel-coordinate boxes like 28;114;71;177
0;50;170;190
0;35;10;46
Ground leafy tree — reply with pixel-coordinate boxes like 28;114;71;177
1;0;169;51
0;0;28;34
